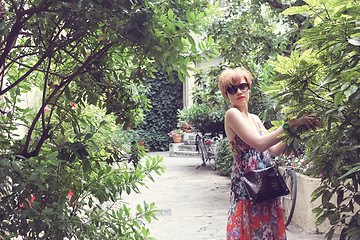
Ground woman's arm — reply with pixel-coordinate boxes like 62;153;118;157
252;115;287;156
226;109;286;152
226;108;317;153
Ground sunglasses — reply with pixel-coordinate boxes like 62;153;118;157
226;83;250;95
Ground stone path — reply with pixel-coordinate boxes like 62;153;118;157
121;151;333;240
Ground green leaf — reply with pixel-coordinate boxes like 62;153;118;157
178;71;185;82
186;10;193;23
176;21;185;29
208;36;214;45
341;82;350;91
136;204;143;214
344;85;358;97
312;206;323;217
188;35;196;52
303;0;317;7
144;212;151;223
325;227;335;240
204;54;212;62
282;5;311;15
334;91;345;106
168;9;174;19
348;37;360;46
167;21;176;32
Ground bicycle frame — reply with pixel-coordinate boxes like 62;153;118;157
195;132;216;170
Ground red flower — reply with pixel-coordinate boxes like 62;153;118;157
70;102;77;108
26;196;35;209
68;189;73;197
44;106;50;112
68;189;73;201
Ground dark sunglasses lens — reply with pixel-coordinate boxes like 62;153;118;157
227;86;237;95
239;83;249;91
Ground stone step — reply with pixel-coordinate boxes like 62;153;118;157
183;140;196;145
183;132;197;145
169;143;200;158
170;150;201;157
183;132;197;141
178;144;197;152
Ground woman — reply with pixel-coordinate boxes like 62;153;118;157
218;68;317;240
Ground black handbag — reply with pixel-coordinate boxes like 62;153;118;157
239;165;290;203
235;115;290;203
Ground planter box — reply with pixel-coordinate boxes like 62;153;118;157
279;167;333;233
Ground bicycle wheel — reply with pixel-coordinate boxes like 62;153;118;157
282;169;297;227
199;140;208;166
207;145;216;170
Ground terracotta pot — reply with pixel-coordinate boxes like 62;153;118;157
172;134;182;143
182;124;193;133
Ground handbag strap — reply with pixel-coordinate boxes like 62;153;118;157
250;114;264;135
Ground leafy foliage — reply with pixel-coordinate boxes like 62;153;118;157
205;0;298;124
180;103;225;138
269;1;360;238
214;138;233;176
208;0;289;72
0;104;165;239
135;71;183;151
0;0;218;238
179;65;227;137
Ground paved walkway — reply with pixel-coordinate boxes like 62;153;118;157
122;151;331;240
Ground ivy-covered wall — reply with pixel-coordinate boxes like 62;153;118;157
137;71;183;151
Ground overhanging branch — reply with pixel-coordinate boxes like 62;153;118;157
21;43;114;157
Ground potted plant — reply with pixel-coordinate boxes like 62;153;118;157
168;129;184;143
182;121;193;133
177;109;193;133
177;120;193;133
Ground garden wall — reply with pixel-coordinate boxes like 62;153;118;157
290;171;331;233
279;168;340;234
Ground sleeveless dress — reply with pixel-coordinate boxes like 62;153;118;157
226;135;287;240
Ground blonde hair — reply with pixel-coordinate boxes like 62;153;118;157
218;67;252;98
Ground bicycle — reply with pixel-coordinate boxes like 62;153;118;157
279;162;297;227
195;132;216;170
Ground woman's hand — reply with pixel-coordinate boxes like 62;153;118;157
288;114;319;131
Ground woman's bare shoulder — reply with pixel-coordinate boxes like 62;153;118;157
225;107;240;116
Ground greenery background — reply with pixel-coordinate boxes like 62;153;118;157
135;71;183;151
0;0;359;239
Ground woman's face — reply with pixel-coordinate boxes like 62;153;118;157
226;77;250;107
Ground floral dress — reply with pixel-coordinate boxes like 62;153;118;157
226;135;287;240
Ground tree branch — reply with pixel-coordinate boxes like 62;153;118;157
21;43;113;157
0;46;53;95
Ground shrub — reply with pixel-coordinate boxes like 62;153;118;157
214;138;233;176
179;103;225;138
